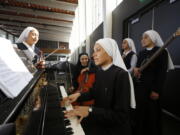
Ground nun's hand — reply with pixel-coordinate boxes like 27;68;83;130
60;93;80;107
64;106;89;123
81;67;89;74
36;60;45;69
67;93;81;103
133;68;141;78
150;91;159;100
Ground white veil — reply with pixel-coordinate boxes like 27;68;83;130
96;38;136;108
144;30;174;70
124;38;136;53
16;26;39;44
16;27;39;61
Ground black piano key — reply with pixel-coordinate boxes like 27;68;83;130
64;119;71;126
65;127;73;132
65;130;74;135
61;107;66;111
43;83;79;135
65;126;74;135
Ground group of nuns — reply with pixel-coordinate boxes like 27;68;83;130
9;26;174;135
64;29;174;135
120;30;174;135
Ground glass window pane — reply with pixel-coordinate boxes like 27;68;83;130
0;29;6;38
8;34;14;43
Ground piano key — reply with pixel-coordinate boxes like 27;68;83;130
64;119;71;126
59;85;85;135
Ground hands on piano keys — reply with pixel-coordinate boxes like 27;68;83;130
64;106;90;123
59;86;85;135
61;92;90;123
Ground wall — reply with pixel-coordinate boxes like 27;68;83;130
112;0;153;48
112;0;180;133
89;23;104;55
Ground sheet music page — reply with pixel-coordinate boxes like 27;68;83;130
0;38;33;98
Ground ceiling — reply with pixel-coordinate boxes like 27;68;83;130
0;0;78;43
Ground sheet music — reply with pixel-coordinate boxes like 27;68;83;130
14;47;37;74
0;38;33;98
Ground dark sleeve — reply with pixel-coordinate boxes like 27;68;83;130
71;66;80;90
32;55;38;64
136;51;143;68
34;47;40;55
16;43;27;50
153;50;168;93
77;88;94;102
90;71;130;126
88;61;98;73
33;47;41;64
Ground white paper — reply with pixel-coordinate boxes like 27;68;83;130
0;38;33;98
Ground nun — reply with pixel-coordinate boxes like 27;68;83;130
71;53;94;91
14;26;44;66
121;38;137;73
64;38;135;135
133;30;174;135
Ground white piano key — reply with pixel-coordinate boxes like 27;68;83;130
59;86;85;135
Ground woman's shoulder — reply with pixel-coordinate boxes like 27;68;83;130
16;43;28;50
112;65;128;74
138;49;146;54
109;66;129;81
153;46;168;56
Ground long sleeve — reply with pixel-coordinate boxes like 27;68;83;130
152;50;168;93
77;88;94;102
71;66;80;90
89;70;130;126
88;61;98;73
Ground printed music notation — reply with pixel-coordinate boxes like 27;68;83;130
0;38;33;98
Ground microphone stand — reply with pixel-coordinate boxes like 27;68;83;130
44;48;60;60
65;57;73;94
67;58;73;85
34;48;60;67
